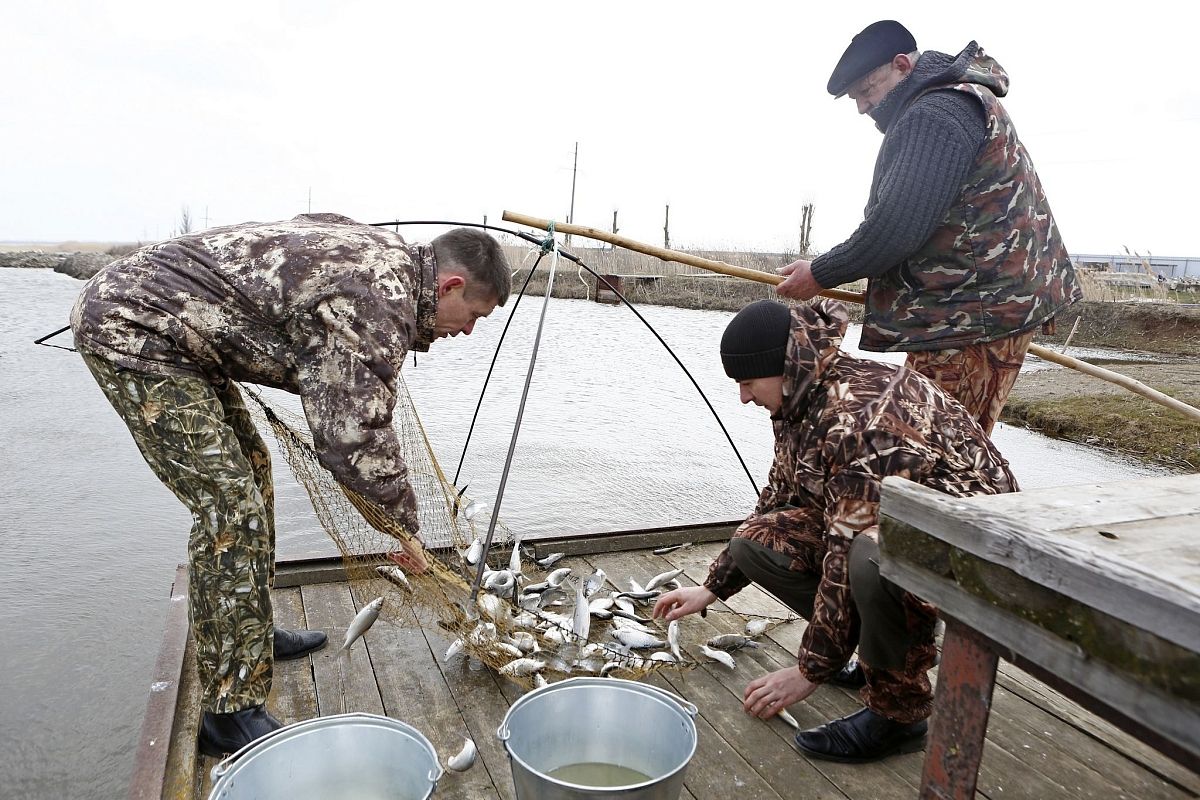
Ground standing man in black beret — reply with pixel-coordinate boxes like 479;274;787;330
775;20;1081;435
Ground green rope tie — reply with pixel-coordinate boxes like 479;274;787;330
540;220;557;254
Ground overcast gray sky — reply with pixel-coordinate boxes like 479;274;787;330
4;1;1198;257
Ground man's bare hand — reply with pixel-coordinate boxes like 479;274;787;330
388;538;430;574
652;586;717;622
743;666;819;719
775;259;823;301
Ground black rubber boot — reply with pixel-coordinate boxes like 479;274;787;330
198;705;283;758
828;658;867;689
794;706;927;763
273;627;328;661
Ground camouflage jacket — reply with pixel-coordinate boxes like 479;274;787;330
70;213;439;534
859;43;1081;352
704;300;1018;682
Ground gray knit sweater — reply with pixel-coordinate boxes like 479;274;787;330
810;47;989;289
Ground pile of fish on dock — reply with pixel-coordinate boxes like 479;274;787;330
361;536;787;688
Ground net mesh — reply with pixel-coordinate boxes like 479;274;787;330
244;377;688;689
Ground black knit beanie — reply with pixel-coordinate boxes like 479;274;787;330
720;300;791;380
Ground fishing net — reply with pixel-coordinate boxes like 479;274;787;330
244;376;691;690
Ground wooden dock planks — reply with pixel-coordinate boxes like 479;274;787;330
149;539;1199;799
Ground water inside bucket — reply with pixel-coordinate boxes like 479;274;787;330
547;762;654;787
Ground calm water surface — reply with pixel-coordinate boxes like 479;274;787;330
0;268;1169;798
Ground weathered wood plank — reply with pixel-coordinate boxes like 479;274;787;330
130;565;191;800
300;582;385;717
879;476;1200;651
360;591;502;800
269;587;319;726
994;662;1200;796
526;520;740;558
162;619;204;800
884;554;1199;769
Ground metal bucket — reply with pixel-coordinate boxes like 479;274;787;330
497;677;698;800
208;712;443;800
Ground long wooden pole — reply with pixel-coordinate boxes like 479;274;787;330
502;210;1200;424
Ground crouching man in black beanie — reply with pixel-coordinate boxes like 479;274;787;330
653;298;1018;763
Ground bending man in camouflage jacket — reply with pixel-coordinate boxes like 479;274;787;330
654;299;1017;763
776;21;1081;434
71;213;511;757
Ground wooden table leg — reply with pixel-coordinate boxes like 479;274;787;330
920;616;1000;800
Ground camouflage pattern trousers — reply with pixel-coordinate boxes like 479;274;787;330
730;511;937;723
905;329;1037;435
79;350;275;713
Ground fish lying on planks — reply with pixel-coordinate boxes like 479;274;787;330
536;552;566;568
340;597;385;654
699;644;736;669
499;657;547;677
446;737;477;772
644;568;685;591
651;542;692;555
705;633;760;652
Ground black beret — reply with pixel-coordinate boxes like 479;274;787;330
827;20;916;97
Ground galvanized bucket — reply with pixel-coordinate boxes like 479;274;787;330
497;677;698;800
208;712;443;800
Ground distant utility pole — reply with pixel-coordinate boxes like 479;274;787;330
566;141;578;246
203;206;210;229
307;187;312;213
663;204;671;250
611;209;619;249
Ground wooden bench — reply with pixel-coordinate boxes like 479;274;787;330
878;474;1200;799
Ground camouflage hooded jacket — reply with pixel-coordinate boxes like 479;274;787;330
703;300;1018;682
822;42;1081;352
70;213;438;534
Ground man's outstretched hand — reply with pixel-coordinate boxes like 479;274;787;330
652;585;717;622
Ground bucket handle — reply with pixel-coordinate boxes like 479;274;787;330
210;721;296;783
643;683;698;717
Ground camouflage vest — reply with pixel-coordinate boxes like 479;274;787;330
860;83;1081;352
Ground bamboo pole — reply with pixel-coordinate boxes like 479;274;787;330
503;210;1200;424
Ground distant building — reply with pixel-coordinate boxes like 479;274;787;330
1071;253;1200;279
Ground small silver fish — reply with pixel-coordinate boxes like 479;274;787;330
644;568;685;591
340;597;385;653
463;500;488;522
699;644;736;669
667;620;682;660
613;596;636;615
546;567;572;588
522;580;552;594
706;633;759;651
535;552;566;568
509;631;538;654
651;542;692;555
615;590;660;605
612;629;666;649
485;570;516;595
776;708;801;729
444;638;464;662
745;618;771;637
494;642;524;659
583;569;607;598
612;616;657;635
476;593;510;623
509;539;523;574
612;609;654;626
446;737;477;772
376;565;412;591
465;537;484;566
649;651;676;663
538;587;568;608
571;577;591;641
533;673;549;688
499;657;546;677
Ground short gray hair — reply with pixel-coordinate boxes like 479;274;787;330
431;228;511;306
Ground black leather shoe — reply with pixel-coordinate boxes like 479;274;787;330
794;706;927;763
273;627;327;660
198;705;283;758
828;658;867;689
